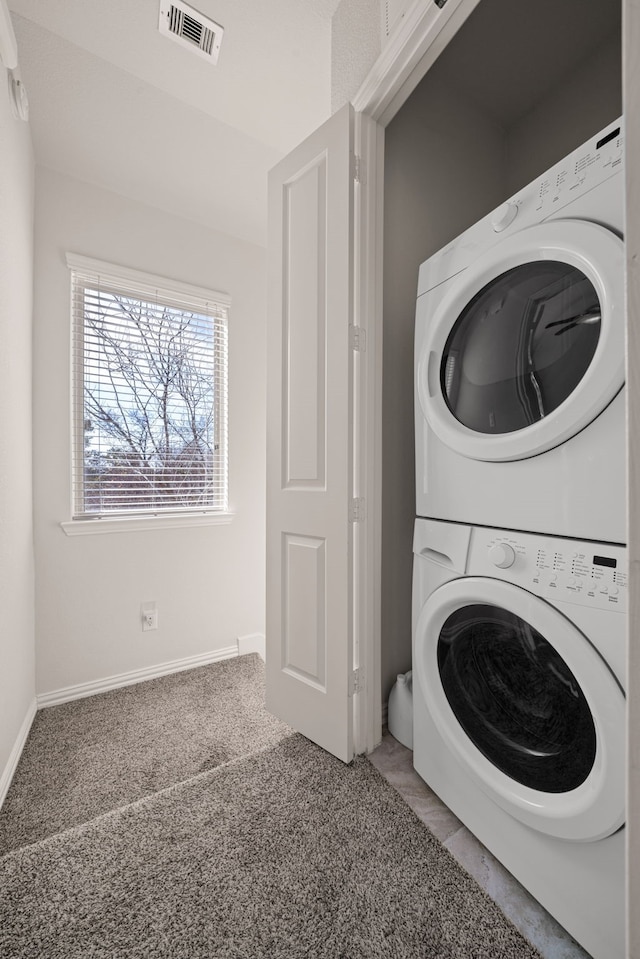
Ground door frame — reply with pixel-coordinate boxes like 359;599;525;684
352;0;637;951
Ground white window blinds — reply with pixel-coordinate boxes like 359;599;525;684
67;254;229;519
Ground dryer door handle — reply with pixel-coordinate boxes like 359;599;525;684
427;351;440;397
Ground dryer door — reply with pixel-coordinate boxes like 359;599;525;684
414;576;625;841
416;220;624;461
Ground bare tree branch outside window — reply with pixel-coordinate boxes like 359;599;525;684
76;283;227;515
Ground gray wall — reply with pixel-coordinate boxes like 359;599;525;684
506;35;621;197
381;76;506;700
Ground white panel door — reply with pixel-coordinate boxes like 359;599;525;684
266;103;355;762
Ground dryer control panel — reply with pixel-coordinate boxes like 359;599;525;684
469;526;627;613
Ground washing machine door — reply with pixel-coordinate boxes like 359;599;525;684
414;576;625;841
416;220;624;461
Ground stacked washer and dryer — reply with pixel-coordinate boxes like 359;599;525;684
412;119;626;959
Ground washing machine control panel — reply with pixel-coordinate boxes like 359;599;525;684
472;527;627;612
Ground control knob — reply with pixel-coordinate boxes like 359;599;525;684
491;201;518;233
489;543;516;569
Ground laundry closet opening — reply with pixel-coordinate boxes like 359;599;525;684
380;0;622;704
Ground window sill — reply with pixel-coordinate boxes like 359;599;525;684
60;511;235;536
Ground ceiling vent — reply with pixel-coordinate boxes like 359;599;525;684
158;0;224;64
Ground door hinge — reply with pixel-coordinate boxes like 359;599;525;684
349;497;366;523
352;153;364;184
349;324;366;353
350;666;363;695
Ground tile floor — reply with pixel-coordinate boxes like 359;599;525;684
369;730;592;959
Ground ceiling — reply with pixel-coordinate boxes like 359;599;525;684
9;0;621;248
8;0;344;247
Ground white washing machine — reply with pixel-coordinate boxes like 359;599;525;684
414;119;626;544
412;516;627;959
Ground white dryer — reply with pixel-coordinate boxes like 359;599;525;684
414;119;626;543
412;516;627;959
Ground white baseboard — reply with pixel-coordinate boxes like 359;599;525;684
1;698;37;809
237;632;265;661
37;645;239;709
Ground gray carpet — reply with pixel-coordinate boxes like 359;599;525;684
0;653;291;855
0;733;542;959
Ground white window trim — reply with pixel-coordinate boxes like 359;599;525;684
60;510;235;536
65;253;232;310
65;252;231;528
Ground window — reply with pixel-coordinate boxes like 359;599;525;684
67;254;229;522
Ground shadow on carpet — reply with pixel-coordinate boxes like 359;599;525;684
0;734;542;959
0;654;291;855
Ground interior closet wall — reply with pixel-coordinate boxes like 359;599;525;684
381;77;506;698
381;12;622;702
505;34;622;197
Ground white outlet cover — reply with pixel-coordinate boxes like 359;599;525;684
141;603;158;630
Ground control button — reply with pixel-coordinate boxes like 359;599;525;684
488;543;516;569
600;586;609;595
610;585;619;596
568;578;576;587
491;202;518;233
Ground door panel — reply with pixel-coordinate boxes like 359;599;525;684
283;533;326;687
266;103;355;763
283;156;327;487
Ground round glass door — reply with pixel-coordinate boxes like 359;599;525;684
417;220;625;462
437;603;596;793
414;577;626;840
442;261;600;435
